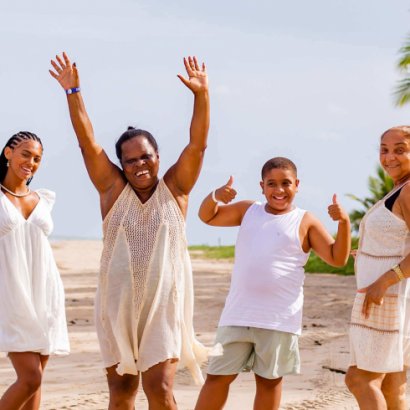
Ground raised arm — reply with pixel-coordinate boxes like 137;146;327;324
49;52;122;195
303;194;351;267
198;176;253;227
164;56;210;197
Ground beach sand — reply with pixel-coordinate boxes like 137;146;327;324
0;240;407;409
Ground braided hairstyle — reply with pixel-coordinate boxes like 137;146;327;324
0;131;43;186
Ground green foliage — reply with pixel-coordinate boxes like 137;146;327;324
304;253;355;275
347;165;393;232
189;238;359;275
189;245;235;259
394;35;410;106
300;236;359;275
395;79;410;106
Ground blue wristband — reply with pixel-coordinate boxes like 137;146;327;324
65;87;81;95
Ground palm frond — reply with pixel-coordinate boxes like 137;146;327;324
397;56;410;70
394;79;410;106
346;166;393;232
395;35;410;106
345;193;367;206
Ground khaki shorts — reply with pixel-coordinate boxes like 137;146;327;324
208;326;300;379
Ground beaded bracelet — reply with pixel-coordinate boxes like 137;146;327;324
392;264;405;281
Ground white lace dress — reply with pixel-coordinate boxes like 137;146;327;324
95;180;208;383
349;183;410;372
0;189;69;355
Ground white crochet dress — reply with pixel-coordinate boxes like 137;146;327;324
95;180;207;383
350;183;410;372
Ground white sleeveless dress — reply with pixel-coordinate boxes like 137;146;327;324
0;189;69;355
95;180;208;383
349;183;410;372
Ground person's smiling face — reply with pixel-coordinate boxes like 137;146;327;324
120;136;160;192
380;129;410;185
260;167;299;215
5;140;43;182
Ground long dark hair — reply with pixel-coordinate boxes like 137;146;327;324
0;131;43;186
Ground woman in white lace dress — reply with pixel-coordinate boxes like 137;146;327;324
49;52;210;410
0;131;69;410
345;126;410;409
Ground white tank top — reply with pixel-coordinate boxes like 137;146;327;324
219;202;309;335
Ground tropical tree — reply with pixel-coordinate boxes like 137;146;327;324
347;165;393;232
395;35;410;106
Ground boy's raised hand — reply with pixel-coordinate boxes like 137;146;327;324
49;52;79;91
177;56;208;94
328;194;349;223
214;176;237;204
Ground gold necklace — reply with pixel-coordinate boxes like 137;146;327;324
0;183;31;198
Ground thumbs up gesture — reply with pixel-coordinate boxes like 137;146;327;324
328;194;349;223
214;176;237;204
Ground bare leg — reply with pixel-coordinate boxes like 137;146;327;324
194;374;238;410
106;365;140;410
345;366;387;410
381;371;407;410
141;359;178;410
0;352;47;410
21;355;48;410
253;374;282;410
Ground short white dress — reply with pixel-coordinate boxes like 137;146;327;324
0;189;69;355
349;183;410;372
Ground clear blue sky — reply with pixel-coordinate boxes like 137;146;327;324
1;0;410;245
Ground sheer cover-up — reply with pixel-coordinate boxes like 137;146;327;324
95;180;208;383
0;189;69;355
349;182;410;372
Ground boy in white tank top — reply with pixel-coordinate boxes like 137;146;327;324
194;157;351;410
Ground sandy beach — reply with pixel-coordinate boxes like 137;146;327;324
0;240;407;409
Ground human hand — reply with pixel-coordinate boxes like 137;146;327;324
49;52;80;91
214;176;237;204
360;278;389;318
350;249;358;260
177;56;208;94
328;194;349;223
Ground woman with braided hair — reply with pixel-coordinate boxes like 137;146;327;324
0;132;69;410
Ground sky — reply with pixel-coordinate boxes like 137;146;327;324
1;0;410;245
